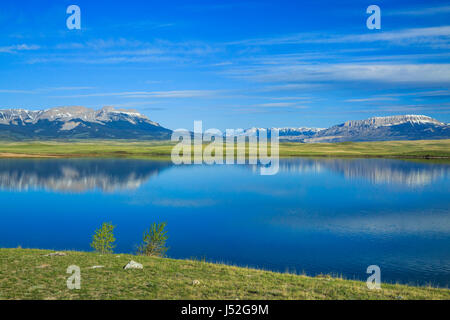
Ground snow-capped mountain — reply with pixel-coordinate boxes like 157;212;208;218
230;115;449;142
342;115;443;127
275;127;325;141
304;115;450;143
228;127;324;141
0;109;448;142
0;106;172;140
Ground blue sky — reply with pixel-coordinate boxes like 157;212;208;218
0;0;449;129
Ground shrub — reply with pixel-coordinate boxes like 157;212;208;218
137;222;169;257
90;222;116;254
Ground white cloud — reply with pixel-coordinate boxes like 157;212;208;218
228;63;450;84
0;89;36;94
51;90;219;99
0;44;40;53
340;26;450;46
0;87;94;94
29;38;217;65
346;97;399;103
228;26;450;48
256;102;298;107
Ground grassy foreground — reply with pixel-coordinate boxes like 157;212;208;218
0;248;448;300
0;139;449;159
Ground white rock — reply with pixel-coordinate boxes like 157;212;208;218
123;260;143;270
192;280;201;285
44;252;66;257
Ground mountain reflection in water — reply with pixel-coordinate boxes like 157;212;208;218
0;159;171;192
0;158;448;192
276;158;449;186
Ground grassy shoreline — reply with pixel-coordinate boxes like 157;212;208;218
0;248;448;300
0;139;449;159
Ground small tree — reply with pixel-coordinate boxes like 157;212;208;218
137;222;169;257
90;222;116;254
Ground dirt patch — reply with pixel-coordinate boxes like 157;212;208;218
0;153;59;158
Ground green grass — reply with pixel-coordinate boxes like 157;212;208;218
278;139;450;158
0;140;175;159
0;248;448;300
0;139;449;159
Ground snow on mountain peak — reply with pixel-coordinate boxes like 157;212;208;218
344;115;443;128
0;106;157;126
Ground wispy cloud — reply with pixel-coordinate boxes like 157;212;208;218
369;103;450;113
28;38;217;65
27;55;176;65
267;96;311;101
51;90;219;99
0;89;36;94
255;102;307;108
346;97;399;103
0;44;40;53
258;83;324;92
228;26;450;48
340;26;450;47
227;63;450;84
378;90;450;98
0;87;94;94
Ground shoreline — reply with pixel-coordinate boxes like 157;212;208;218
0;139;449;160
0;153;449;161
1;248;449;300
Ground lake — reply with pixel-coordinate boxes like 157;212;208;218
0;158;449;287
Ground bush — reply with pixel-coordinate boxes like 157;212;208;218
137;222;169;257
90;222;116;254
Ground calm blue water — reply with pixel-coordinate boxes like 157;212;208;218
0;158;449;287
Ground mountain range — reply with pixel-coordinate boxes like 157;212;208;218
244;115;450;142
0;106;171;140
0;106;449;142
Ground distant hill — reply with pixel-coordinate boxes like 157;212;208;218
0;106;172;140
234;127;324;141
